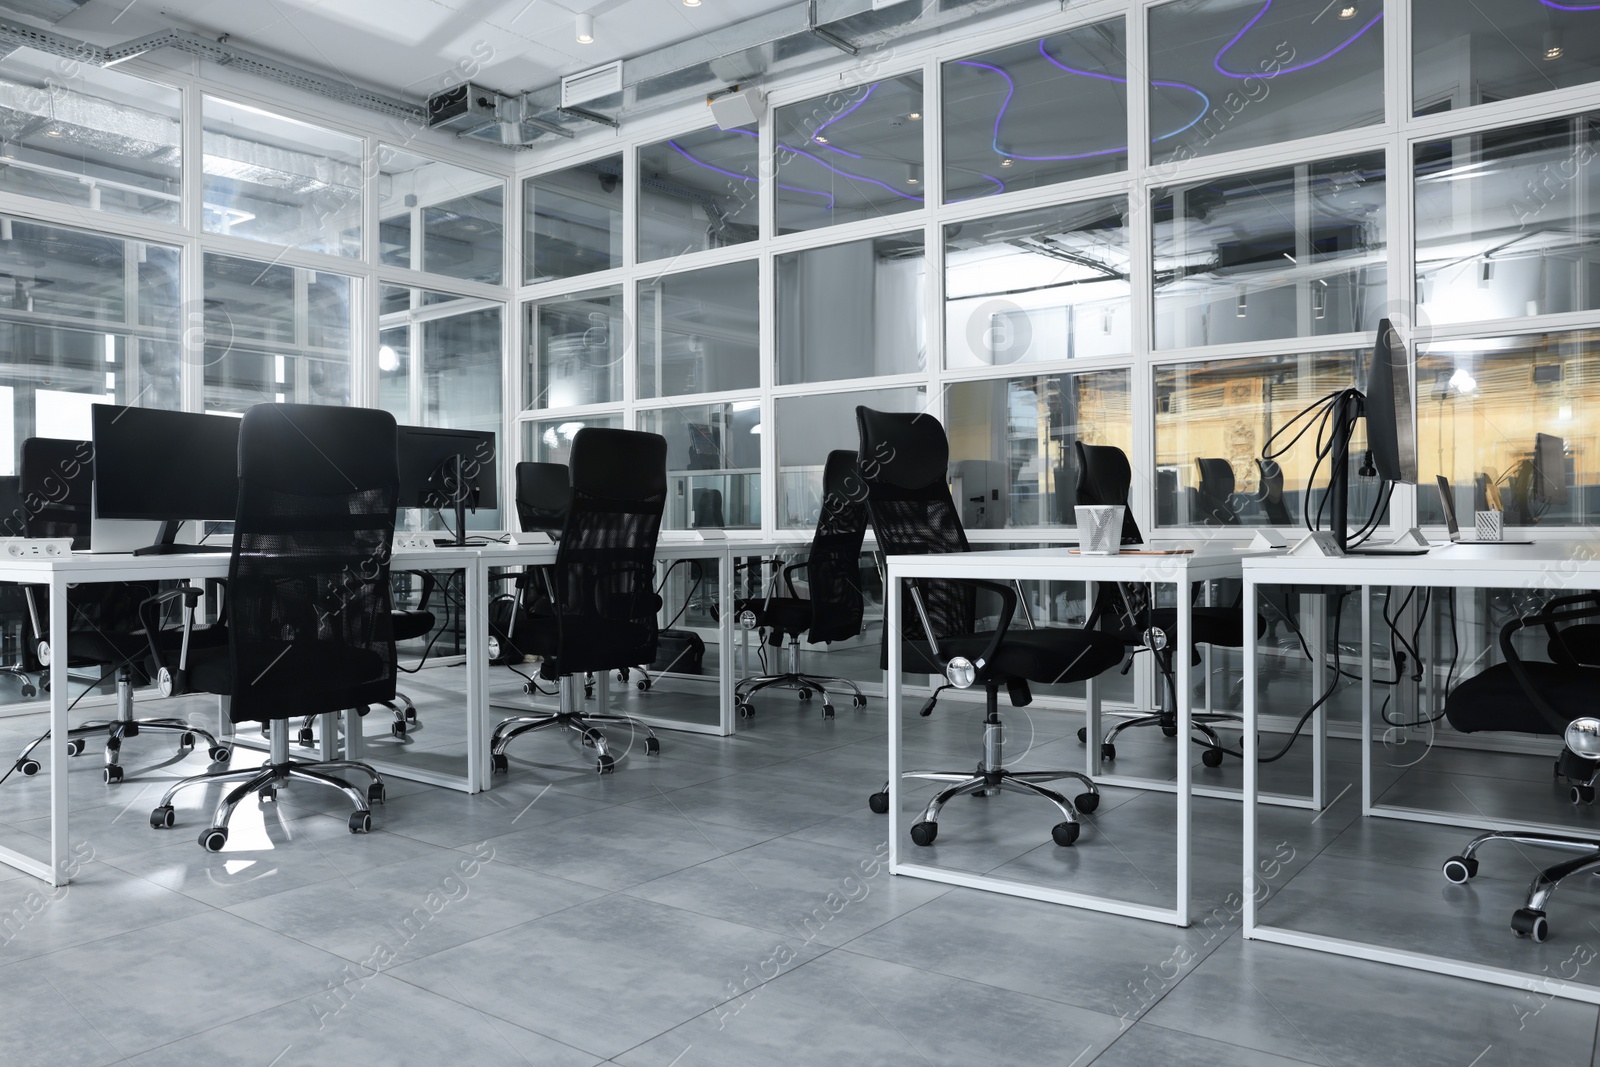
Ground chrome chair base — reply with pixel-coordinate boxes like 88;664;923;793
1442;830;1600;944
491;678;660;775
11;670;225;783
735;634;866;720
149;722;382;851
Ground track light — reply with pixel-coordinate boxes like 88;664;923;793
906;163;921;186
1313;282;1326;320
576;12;594;43
1236;292;1247;318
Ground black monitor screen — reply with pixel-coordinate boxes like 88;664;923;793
397;426;498;511
92;405;241;521
1363;319;1417;485
1533;432;1569;506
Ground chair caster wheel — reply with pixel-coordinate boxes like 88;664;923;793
1572;784;1595;805
1076;727;1087;744
150;805;175;829
737;702;754;720
1100;743;1116;761
103;766;123;784
596;754;616;775
200;827;228;851
297;727;315;746
66;738;86;757
1442;855;1478;884
259;786;277;803
1074;792;1100;814
208;746;231;763
645;737;660;756
405;708;418;723
391;722;407;739
367;783;386;805
491;753;509;775
910;821;938;846
16;758;39;776
1201;748;1224;768
20;685;35;698
797;688;812;701
852;694;867;708
1512;908;1549;942
637;680;650;692
1052;822;1081;847
348;811;372;834
821;704;835;720
179;732;195;749
869;791;889;814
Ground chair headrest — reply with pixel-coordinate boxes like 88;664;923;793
855;407;947;490
570;428;667;501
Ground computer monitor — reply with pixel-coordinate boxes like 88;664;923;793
1363;319;1417;485
1533;431;1569;507
91;405;241;555
397;425;498;546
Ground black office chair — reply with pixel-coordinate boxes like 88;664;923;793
733;450;869;720
146;404;395;850
1194;457;1242;526
0;475;38;695
8;438;228;783
855;408;1125;847
692;487;725;529
490;429;667;775
1074;441;1261;768
1439;595;1600;943
1256;458;1293;525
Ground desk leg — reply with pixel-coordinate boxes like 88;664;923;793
721;554;735;735
466;562;487;793
1305;592;1328;809
886;574;902;875
1361;585;1373;816
1242;578;1259;936
48;575;69;887
1083;580;1101;779
1175;583;1192;927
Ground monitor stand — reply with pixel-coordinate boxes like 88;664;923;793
132;520;231;556
433;453;474;548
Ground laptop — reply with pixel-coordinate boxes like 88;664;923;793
1435;475;1532;545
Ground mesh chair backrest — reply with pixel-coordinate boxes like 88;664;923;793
1195;458;1241;526
226;404;399;722
692;488;724;528
806;450;870;644
548;428;668;673
515;461;571;535
1256;458;1292;524
1074;441;1144;544
17;437;93;544
855;407;974;645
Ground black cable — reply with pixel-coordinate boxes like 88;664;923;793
396;574;453;674
0;663;126;789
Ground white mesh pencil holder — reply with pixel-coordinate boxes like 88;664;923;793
1076;505;1125;555
1475;510;1504;542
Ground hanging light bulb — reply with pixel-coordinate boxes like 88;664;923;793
378;345;400;372
1236;292;1248;318
576;12;594;43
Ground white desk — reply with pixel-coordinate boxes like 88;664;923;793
0;543;483;886
884;542;1261;927
1241;541;1600;1003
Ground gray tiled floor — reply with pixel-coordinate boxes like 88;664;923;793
0;667;1598;1066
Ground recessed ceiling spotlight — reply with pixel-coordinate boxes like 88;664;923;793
815;135;829;143
1000;158;1013;167
576;12;594;43
908;111;921;120
1337;4;1357;18
1544;30;1564;61
684;0;702;6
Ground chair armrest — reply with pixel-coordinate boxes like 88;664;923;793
1500;598;1600;734
904;575;1017;685
781;558;810;599
139;585;204;696
1538;594;1600;665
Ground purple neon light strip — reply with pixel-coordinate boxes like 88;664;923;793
1542;0;1600;8
667;139;835;209
734;128;925;204
1212;0;1382;79
947;174;1008;203
809;83;873;158
1034;41;1212;142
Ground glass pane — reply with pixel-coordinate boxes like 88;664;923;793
943;21;1128;205
639;261;759;399
946;370;1133;529
1417;328;1600;527
776;385;927;529
202;253;354;413
945;197;1130;369
378;145;505;285
1153;152;1386;349
773;73;924;234
377;324;409;421
640;402;761;530
0;218;181;478
523;414;623;468
777;232;925;385
525;287;625;409
1415;0;1600;115
1148;0;1384;165
638;127;759;262
203;97;363;257
1415;113;1600;327
1153;349;1380;530
523;155;623;283
0;49;181;222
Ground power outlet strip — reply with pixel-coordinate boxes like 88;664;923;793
510;531;552;545
1;538;73;558
393;533;435;551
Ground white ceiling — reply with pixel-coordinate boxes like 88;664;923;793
53;0;798;101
